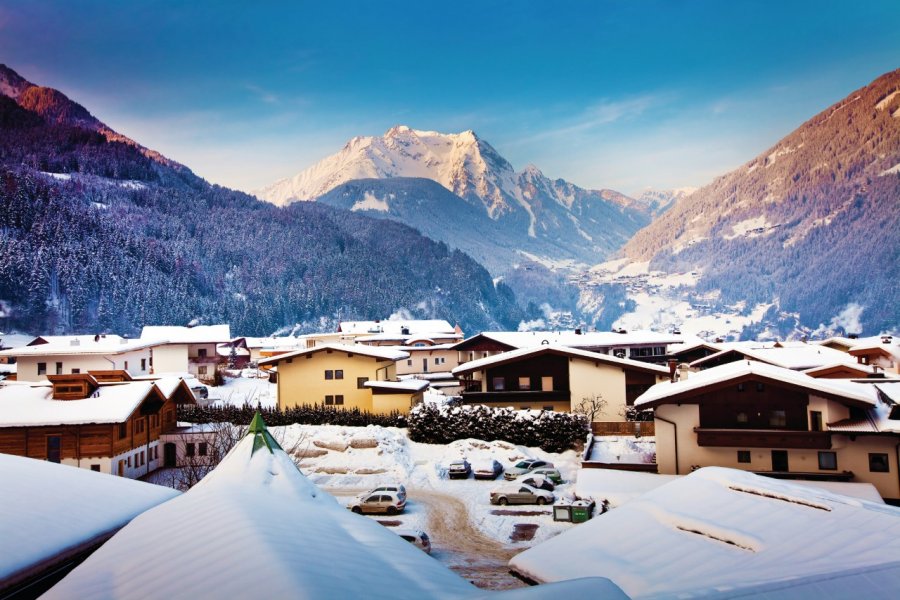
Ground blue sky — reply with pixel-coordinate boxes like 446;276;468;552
1;0;899;196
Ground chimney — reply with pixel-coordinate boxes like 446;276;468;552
574;328;582;335
667;359;678;383
848;333;859;339
882;335;893;344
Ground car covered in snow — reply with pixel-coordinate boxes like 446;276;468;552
395;529;431;554
515;475;555;492
363;483;407;502
349;490;407;515
528;467;563;485
473;459;504;480
448;459;472;479
503;458;555;481
490;483;554;506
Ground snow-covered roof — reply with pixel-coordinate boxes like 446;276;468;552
338;319;457;335
356;332;463;344
457;330;683;351
691;342;851;371
0;332;35;349
242;336;306;350
816;335;898;350
0;454;179;588
364;379;430;392
0;380;167;426
509;467;900;598
45;415;480;599
635;360;879;408
140;324;232;344
258;343;409;366
803;361;882;377
452;344;670;376
0;335;156;357
875;381;900;403
849;340;900;360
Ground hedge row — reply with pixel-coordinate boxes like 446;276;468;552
178;403;588;453
407;403;589;453
178;403;407;428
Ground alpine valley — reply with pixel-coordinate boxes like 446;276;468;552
1;61;898;339
259;71;900;339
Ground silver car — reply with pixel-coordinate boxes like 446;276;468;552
503;458;555;481
349;490;407;515
490;483;555;506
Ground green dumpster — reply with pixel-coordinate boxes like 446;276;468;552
571;500;594;523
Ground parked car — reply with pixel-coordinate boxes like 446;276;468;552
490;483;554;506
448;459;472;479
349;490;406;515
516;475;555;492
190;385;209;401
473;459;504;480
529;466;563;485
395;529;431;554
364;483;407;502
503;458;555;481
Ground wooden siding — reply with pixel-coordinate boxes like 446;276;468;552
592;421;655;436
695;428;833;449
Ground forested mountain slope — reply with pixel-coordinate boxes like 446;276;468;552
621;69;900;335
0;65;522;336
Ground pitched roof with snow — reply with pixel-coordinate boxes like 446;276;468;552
456;330;682;351
0;454;179;589
0;335;157;357
364;379;430;392
258;343;409;366
140;324;232;344
635;360;879;408
0;378;185;427
338;319;456;335
44;416;479;599
509;466;900;598
452;344;670;376
691;342;851;370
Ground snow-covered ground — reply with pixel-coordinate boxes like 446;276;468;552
587;436;656;463
276;424;583;547
210;375;277;408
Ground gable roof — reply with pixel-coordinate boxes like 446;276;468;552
337;319;456;335
258;343;409;366
452;344;670;376
453;330;682;352
509;466;900;598
691;342;851;371
0;454;179;592
0;377;189;427
635;360;878;409
0;335;157;358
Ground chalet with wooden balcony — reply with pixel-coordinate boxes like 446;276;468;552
451;344;670;420
636;361;900;502
0;371;195;479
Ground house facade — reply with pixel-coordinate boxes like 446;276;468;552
259;344;420;415
636;361;900;501
0;372;195;479
452;345;670;419
140;325;233;382
0;335;155;382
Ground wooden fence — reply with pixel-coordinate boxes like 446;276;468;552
591;421;655;437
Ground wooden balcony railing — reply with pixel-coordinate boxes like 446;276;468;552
695;428;832;449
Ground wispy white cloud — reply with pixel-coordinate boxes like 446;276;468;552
511;93;671;146
244;83;280;105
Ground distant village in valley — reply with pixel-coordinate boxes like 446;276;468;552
2;319;899;598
